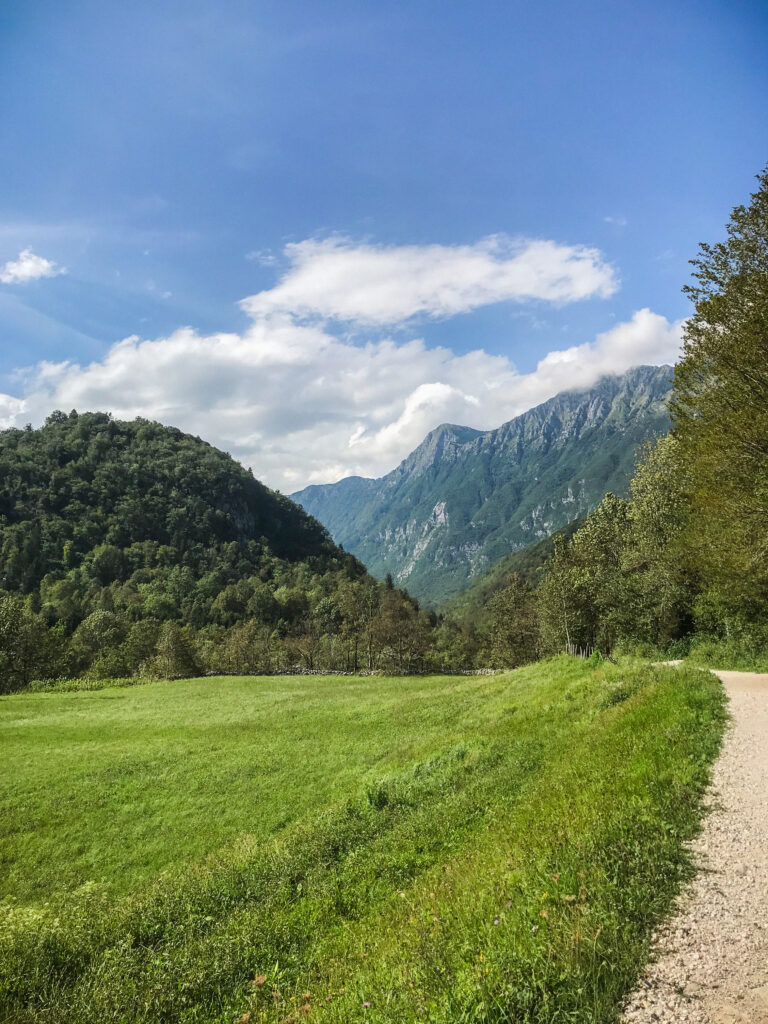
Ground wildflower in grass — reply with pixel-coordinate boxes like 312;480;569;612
493;919;499;925
363;1001;371;1007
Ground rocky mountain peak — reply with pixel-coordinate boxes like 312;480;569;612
292;365;673;605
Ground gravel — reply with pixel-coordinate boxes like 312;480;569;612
622;670;768;1024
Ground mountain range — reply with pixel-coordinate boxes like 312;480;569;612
292;365;673;605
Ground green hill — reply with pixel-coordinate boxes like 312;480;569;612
0;410;360;621
292;366;673;606
0;411;421;687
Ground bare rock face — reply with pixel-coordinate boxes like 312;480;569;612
292;365;672;605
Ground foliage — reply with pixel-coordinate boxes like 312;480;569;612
536;437;694;654
0;659;726;1023
480;573;540;668
0;413;473;690
673;164;768;639
0;594;59;689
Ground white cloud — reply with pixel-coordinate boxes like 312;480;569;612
0;394;27;429
0;232;678;489
240;235;618;325
0;248;65;284
2;307;681;491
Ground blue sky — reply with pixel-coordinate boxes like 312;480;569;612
0;0;766;489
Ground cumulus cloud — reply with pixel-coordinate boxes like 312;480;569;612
240;235;618;325
0;394;27;429
2;307;681;490
0;248;65;284
0;231;679;488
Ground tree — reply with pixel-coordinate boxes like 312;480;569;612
537;534;591;654
568;493;632;652
122;619;162;674
0;595;53;692
67;610;128;675
482;573;538;668
625;436;693;646
672;165;768;637
151;621;200;679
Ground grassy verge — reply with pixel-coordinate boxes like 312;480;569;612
685;640;768;672
25;676;154;693
0;659;726;1023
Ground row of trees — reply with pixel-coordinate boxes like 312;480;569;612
1;576;486;692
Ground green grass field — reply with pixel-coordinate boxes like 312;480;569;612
0;659;726;1023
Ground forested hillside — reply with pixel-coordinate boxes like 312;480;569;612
0;411;345;596
292;365;672;605
445;517;585;623
0;413;439;689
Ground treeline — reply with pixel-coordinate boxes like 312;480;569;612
484;166;768;667
0;575;463;691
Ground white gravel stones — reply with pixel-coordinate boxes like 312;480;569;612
622;670;768;1024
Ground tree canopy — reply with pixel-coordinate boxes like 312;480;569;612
0;413;446;689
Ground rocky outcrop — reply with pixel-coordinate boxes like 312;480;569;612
292;365;672;605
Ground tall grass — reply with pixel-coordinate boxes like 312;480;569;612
0;659;726;1023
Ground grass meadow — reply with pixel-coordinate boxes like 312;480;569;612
0;658;726;1023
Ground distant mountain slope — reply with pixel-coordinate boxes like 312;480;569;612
444;516;587;623
292;365;672;605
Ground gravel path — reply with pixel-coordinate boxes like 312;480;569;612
622;670;768;1024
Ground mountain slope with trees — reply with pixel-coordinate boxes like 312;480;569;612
292;365;672;605
0;413;439;689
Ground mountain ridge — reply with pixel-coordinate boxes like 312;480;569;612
292;365;673;605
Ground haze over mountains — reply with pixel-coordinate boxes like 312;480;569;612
292;365;672;605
